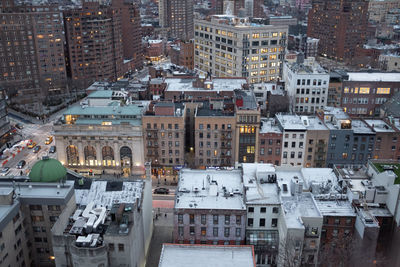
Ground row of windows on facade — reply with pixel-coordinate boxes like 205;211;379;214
247;218;278;227
296;88;326;95
147;141;180;147
178;226;242;238
342;97;388;105
198;149;232;157
295;97;325;104
148;149;181;156
63;136;133;140
146;123;180;129
178;214;242;225
147;132;181;138
198;141;232;148
198;158;231;165
343;87;391;95
198;123;232;130
108;243;125;252
296;79;327;86
198;132;232;139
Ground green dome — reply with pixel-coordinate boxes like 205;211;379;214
29;158;66;183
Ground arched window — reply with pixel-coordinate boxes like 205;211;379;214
66;145;79;166
84;146;96;166
102;146;114;166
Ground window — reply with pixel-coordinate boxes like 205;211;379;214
248;218;254;227
248;207;254;213
377;88;390;94
272;207;279;213
259;218;265;227
332;229;338;237
334;218;340;225
190;226;195;235
311;227;318;235
224;227;230;237
359;87;370;94
346;218;352;225
201;214;206;225
271;219;277;227
190;214;195;224
178;226;184;236
260;207;266;213
109;243;115;251
225;215;230;225
201;227;206;236
236;228;241;237
213;215;219;224
213;227;218;237
118;244;124;251
236;215;241;225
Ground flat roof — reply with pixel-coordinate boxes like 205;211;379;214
159;244;255;267
281;193;321;229
260;118;282;134
315;200;356;217
165;78;246;92
175;169;245;210
74;180;144;210
276;114;306;130
364;119;395;133
242;164;280;205
352;120;375;134
64;104;144;117
347;72;400;82
87;90;113;99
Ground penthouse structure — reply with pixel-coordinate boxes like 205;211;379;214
173;169;246;245
283;57;329;114
194;15;288;83
0;159;75;267
0;4;68;109
52;168;153;267
341;72;400;116
53;100;146;175
142;102;186;175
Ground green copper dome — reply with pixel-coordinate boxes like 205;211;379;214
29;158;66;183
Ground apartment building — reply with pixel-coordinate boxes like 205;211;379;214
307;0;369;61
235;90;261;165
258;118;282;165
194;15;288;83
341;72;400;116
194;104;236;167
0;170;75;267
63;0;124;88
143;102;186;175
170;40;195;70
283;57;329;114
327;71;347;107
173;169;246;245
0;4;67;109
303;116;329;168
53;98;146;175
158;0;194;40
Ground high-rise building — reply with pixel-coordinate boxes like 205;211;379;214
215;0;265;17
194;15;288;84
0;3;68;110
307;0;369;61
63;1;124;88
158;0;194;40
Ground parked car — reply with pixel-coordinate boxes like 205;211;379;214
49;146;56;153
17;160;26;169
33;146;41;153
0;167;10;176
45;136;53;145
27;142;36;149
153;187;169;194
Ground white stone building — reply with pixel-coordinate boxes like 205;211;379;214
283;57;329;113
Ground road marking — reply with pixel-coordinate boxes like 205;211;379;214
152;200;174;209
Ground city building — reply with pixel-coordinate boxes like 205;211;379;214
194;103;236;167
143;102;186;175
258;118;282;165
145;40;164;62
194;15;288;83
289;35;319;59
0;4;68;110
252;82;288;116
303;116;329;168
340;72;400;116
379;54;400;72
307;0;369;61
173;169;246;245
327;71;347;108
0;158;75;267
283;57;329;114
368;0;400;24
0;87;11;149
52;163;153;267
170;40;195;70
158;0;194;40
235;90;261;165
53;100;146;175
159;244;256;267
63;1;124;88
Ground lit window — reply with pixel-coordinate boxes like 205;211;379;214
377;88;390;94
359;87;370;94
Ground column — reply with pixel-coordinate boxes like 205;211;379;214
77;142;84;166
113;142;120;167
95;142;102;167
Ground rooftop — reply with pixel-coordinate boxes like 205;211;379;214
159;244;255;267
74;180;144;210
347;72;400;82
285;59;328;75
235;90;258;110
352;120;375;135
371;162;400;184
260;118;282;134
314;200;356;217
281;193;321;229
364;119;395;132
165;77;246;92
175;169;245;210
87;90;113;99
276;114;306;131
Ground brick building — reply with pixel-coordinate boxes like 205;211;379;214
307;0;369;62
258;118;282;165
173;169;246;245
341;72;400;117
142;102;186;175
170;40;194;70
158;0;194;40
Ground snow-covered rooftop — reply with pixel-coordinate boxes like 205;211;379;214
159;244;255;267
260;118;282;134
314;200;356;217
242;163;280;205
364;119;395;133
175;169;245;210
276;114;306;131
347;72;400;82
74;180;144;210
165;78;246;92
352;120;375;134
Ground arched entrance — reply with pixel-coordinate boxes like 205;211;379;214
120;146;132;176
66;145;79;166
102;146;114;166
84;146;96;166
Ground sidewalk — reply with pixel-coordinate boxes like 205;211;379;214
151;174;178;187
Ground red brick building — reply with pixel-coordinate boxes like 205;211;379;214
307;0;369;62
170;40;194;70
258;118;282;165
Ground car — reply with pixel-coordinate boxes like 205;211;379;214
0;167;10;176
15;123;23;130
153;187;169;194
45;136;53;145
49;146;56;153
17;160;26;169
33;146;41;153
27;142;36;149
